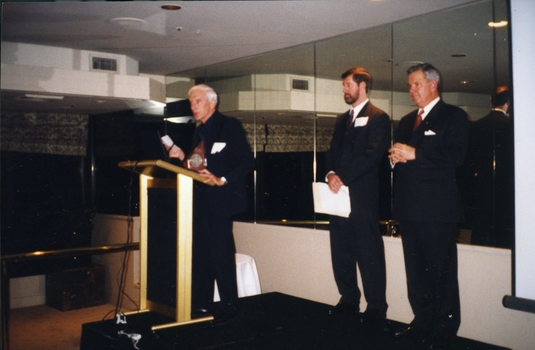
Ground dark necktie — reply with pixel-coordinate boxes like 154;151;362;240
413;109;423;131
346;109;355;132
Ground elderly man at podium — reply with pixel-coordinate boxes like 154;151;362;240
167;84;254;326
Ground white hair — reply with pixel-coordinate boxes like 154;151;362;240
188;84;218;103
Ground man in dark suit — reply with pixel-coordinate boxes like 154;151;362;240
465;86;513;248
389;63;469;348
324;67;390;328
168;84;254;325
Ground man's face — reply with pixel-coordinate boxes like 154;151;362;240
342;75;361;106
407;70;438;108
189;89;216;123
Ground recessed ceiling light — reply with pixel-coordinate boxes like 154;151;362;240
488;21;508;28
161;4;181;11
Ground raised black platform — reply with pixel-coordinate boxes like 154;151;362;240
81;292;509;350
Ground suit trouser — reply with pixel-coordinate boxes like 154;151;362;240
191;186;238;314
400;220;461;336
329;212;388;313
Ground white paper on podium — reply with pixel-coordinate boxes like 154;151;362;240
312;182;351;218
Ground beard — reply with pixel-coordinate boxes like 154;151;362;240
344;92;358;105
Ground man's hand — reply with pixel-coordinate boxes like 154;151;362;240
388;142;416;164
327;173;344;194
165;144;185;161
198;169;226;186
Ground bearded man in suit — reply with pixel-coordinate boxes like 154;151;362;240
168;84;254;326
389;63;469;348
325;67;390;330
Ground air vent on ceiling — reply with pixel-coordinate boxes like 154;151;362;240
91;56;118;72
292;78;309;91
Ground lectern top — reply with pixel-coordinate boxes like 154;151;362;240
118;159;214;185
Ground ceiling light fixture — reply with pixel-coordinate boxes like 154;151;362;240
488;20;508;28
109;17;147;28
165;116;194;124
24;94;64;100
161;4;181;11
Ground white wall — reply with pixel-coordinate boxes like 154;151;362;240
511;0;535;302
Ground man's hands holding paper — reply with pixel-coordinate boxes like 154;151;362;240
327;173;345;194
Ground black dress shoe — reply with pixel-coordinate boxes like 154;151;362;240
191;308;212;319
394;326;427;341
427;331;455;350
211;311;237;326
359;309;388;331
328;301;359;316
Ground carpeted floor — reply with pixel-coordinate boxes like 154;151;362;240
80;293;510;350
8;303;130;350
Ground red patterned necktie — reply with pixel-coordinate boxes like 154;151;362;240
413;109;423;131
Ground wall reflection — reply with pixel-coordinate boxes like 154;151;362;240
167;0;512;248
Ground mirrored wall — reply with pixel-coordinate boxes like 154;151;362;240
166;0;512;248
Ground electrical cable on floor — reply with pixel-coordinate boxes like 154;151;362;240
99;162;139;328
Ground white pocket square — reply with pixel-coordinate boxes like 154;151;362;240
211;142;226;154
353;116;369;127
424;130;436;136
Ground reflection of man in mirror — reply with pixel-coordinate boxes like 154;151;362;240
466;85;514;248
324;67;390;330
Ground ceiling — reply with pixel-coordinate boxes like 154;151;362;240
1;0;507;115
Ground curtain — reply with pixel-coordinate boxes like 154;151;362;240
1;111;88;156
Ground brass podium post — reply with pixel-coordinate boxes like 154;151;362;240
119;160;214;329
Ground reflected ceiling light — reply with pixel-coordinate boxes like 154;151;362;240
165;116;194;123
161;4;181;10
488;20;508;28
24;94;64;101
460;80;471;85
109;17;147;27
451;53;467;58
402;61;425;65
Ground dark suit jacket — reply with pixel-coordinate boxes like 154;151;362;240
463;110;514;247
392;99;469;223
466;110;513;205
195;111;254;216
325;102;391;217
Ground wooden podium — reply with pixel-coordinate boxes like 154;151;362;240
119;159;214;330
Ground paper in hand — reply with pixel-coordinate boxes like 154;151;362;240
312;182;351;218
